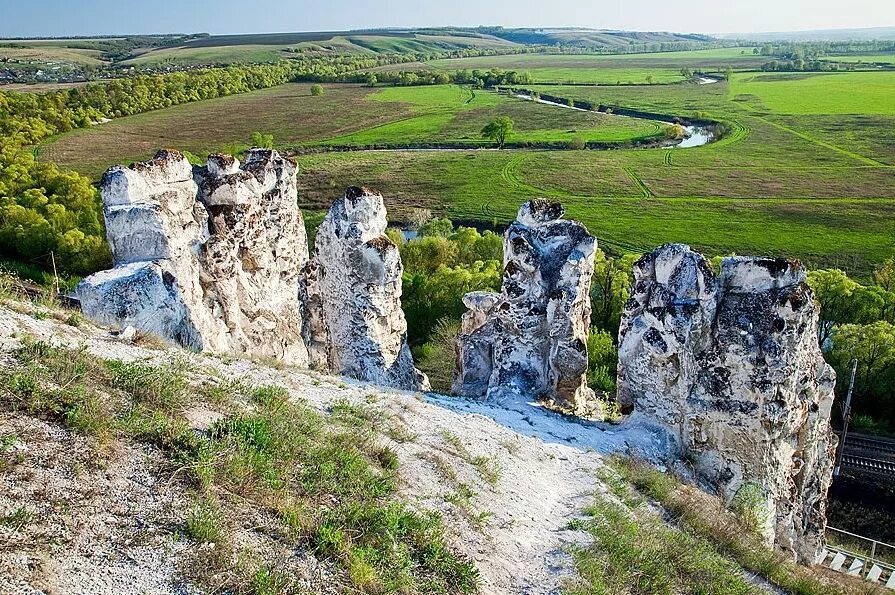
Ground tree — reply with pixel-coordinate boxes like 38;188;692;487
590;250;637;337
365;73;378;87
724;66;734;81
680;67;693;79
664;123;685;139
645;74;655;85
250;131;274;148
310;84;325;96
874;256;895;291
829;321;895;428
481;116;514;149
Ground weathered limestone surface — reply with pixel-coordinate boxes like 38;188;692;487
617;244;836;563
77;149;310;364
453;200;597;416
303;187;429;391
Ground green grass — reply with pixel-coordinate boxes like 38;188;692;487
377;48;765;84
730;71;895;115
323;85;661;146
0;45;107;66
122;44;292;66
607;458;874;595
297;150;895;272
566;496;760;594
825;54;895;64
38;66;895;275
0;336;478;593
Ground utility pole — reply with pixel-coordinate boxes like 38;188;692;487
50;251;60;296
833;358;858;477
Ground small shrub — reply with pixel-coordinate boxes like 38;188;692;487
310;84;325;97
185;497;223;543
250;564;292;595
106;359;187;411
731;482;770;537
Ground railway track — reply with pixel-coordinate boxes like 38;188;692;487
842;454;895;476
844;434;895;456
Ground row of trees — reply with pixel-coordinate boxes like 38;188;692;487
0;61;334;275
356;67;533;89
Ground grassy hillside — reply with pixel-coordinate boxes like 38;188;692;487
123;31;520;66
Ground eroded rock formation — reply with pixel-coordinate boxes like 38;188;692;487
77;151;426;391
617;244;836;563
77;149;310;364
302;187;429;391
453;200;598;416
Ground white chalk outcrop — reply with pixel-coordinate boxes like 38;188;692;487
77;157;426;391
617;244;836;563
302;187;429;391
453;200;598;416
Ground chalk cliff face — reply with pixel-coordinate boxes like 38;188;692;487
617;244;836;563
77;154;427;391
303;187;429;391
453;200;598;416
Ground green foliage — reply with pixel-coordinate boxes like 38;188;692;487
828;321;895;430
400;219;503;345
310;84;325;96
186;497;224;543
0;144;110;275
403;261;501;346
586;329;618;394
730;483;770;537
480;115;514;147
415;318;461;393
590;250;637;338
106;359;188;412
417;216;454;238
250;131;274;148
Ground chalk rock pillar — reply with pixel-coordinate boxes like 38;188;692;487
76;149;310;364
453;200;598;416
617;244;836;563
306;187;429;391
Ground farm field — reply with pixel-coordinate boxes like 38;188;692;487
39;68;895;274
40;83;664;176
729;71;895;114
122;32;520;66
122;44;294;66
0;45;107;66
372;48;764;84
825;53;895;64
322;86;662;145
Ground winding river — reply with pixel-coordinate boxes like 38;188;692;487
513;93;717;149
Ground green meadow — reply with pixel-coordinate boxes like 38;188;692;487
730;71;895;114
40;63;895;274
375;48;765;84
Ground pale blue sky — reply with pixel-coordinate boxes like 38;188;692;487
1;0;892;37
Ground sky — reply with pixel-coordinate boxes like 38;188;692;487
0;0;893;38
